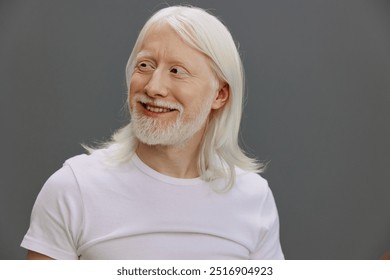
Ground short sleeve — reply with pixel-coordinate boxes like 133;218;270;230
250;185;284;260
21;165;84;260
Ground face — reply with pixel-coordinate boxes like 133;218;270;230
129;23;224;146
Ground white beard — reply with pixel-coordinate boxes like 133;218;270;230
130;95;214;146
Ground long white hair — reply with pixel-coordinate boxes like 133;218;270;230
85;5;264;191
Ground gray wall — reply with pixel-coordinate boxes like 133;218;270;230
1;0;389;259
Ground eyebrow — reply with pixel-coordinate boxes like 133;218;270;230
136;50;154;60
136;50;190;63
135;49;196;70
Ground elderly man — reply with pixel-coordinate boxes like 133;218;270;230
22;5;284;260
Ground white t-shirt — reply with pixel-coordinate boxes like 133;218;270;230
21;147;284;260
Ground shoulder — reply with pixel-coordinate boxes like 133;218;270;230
234;169;270;196
36;146;117;202
64;147;110;170
23;159;84;260
39;164;80;202
64;145;126;177
60;145;136;196
231;170;279;214
30;163;84;234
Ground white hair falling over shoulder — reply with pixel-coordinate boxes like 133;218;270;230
85;5;264;191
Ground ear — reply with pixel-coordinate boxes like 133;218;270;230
211;82;229;110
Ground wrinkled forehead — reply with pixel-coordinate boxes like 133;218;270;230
140;21;199;52
140;22;217;70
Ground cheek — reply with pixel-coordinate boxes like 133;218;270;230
128;75;142;110
129;73;147;93
128;90;137;114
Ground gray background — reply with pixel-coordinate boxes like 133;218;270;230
1;0;389;259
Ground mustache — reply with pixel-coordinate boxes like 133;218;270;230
134;95;183;112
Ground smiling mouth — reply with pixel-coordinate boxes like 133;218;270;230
140;102;177;113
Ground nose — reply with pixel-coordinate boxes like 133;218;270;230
144;69;168;98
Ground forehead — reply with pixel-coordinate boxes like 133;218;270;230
137;23;207;62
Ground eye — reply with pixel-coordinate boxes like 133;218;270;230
170;66;188;76
136;61;154;72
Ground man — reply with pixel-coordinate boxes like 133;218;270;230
22;5;284;260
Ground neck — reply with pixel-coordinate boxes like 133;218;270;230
135;128;205;178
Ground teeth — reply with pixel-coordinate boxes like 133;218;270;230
145;105;172;113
